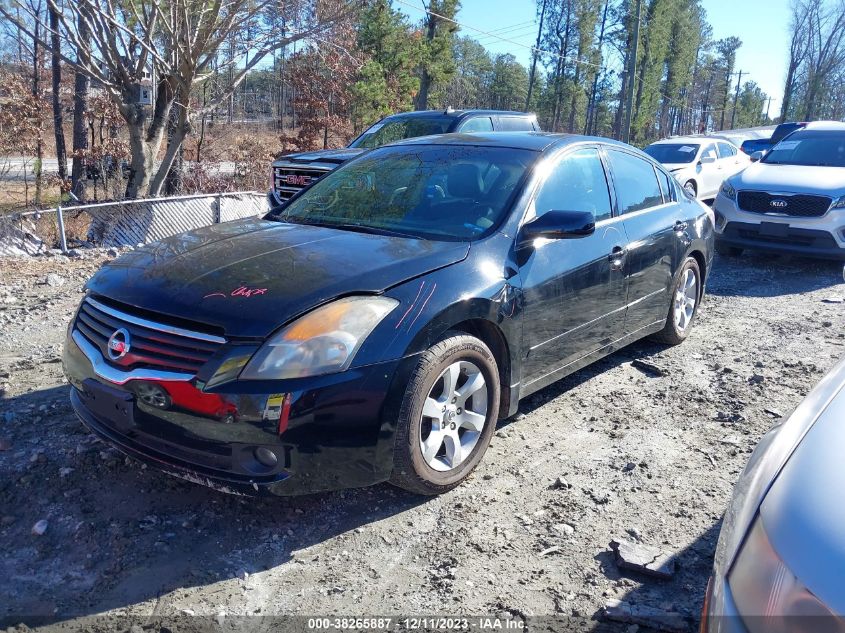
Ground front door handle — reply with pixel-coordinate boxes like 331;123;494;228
609;246;626;270
674;221;688;232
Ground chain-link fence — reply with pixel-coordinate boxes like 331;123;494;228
0;191;270;256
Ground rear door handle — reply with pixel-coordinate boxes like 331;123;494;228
674;221;688;232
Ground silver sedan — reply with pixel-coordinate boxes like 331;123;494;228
703;352;845;631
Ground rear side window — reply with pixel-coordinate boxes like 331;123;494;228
606;150;664;214
458;117;494;133
717;142;736;158
496;116;535;132
656;168;675;203
534;148;612;222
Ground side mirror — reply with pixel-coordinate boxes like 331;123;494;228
750;151;764;163
520;210;595;246
700;155;716;164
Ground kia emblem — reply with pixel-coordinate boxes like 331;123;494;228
107;328;131;360
770;199;788;209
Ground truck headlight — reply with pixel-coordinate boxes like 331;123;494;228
240;296;398;380
720;181;737;201
728;517;841;631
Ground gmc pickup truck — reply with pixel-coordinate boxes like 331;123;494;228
269;109;540;206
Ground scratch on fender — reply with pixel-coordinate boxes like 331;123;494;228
408;282;437;329
395;280;426;329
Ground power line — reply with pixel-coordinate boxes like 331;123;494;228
395;0;741;119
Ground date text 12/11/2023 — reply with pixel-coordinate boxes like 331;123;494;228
305;617;525;631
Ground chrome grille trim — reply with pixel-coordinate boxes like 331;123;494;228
72;330;194;385
84;297;225;344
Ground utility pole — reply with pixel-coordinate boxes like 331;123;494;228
623;0;642;144
764;96;773;123
525;0;548;111
729;70;744;129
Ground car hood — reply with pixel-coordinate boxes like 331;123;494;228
760;380;845;615
85;218;470;338
731;163;845;195
275;148;364;165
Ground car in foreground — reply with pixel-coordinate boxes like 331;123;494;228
269;109;540;205
702;352;845;632
713;121;845;260
64;132;713;496
644;136;750;200
740;121;807;157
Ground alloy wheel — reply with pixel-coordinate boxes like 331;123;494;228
419;360;488;472
673;268;698;332
135;383;169;408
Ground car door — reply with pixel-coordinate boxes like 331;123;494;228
604;148;683;336
518;147;628;384
718;142;745;178
699;143;720;197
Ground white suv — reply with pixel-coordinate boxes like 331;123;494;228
644;136;750;200
712;121;845;260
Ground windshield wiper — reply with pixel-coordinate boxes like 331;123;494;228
329;223;420;239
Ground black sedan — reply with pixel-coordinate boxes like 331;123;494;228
63;133;714;496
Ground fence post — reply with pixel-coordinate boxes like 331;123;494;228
215;193;222;224
56;203;68;253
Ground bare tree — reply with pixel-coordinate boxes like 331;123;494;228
48;3;67;184
1;0;357;198
780;0;811;121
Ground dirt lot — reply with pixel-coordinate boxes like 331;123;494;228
1;249;843;632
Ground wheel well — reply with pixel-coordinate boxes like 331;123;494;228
449;319;512;419
688;249;706;297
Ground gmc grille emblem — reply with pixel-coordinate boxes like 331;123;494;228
770;199;788;208
285;174;311;186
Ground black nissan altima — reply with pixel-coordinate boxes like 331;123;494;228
63;132;714;496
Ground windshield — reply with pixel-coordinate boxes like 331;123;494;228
273;145;536;241
644;143;700;164
762;131;845;167
349;116;454;149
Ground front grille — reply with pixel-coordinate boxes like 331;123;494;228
272;164;332;202
73;297;225;375
737;191;831;217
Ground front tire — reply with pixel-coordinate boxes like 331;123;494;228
683;180;697;198
651;257;702;345
390;333;500;495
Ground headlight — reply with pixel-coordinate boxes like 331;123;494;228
720;181;737;201
728;517;843;631
240;296;398;380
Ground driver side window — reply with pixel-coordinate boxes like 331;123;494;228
534;148;612;222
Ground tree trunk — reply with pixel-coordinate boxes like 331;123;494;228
416;9;437;110
49;6;67;184
163;105;186;196
71;16;89;200
32;3;43;207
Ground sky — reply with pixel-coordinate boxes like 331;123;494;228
396;0;791;116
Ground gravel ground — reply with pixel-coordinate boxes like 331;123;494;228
1;248;843;633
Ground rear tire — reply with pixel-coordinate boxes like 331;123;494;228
650;257;702;345
390;333;500;495
715;242;743;257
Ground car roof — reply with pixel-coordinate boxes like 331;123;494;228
388;131;637;154
649;136;724;145
383;109;537;120
798;121;845;131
